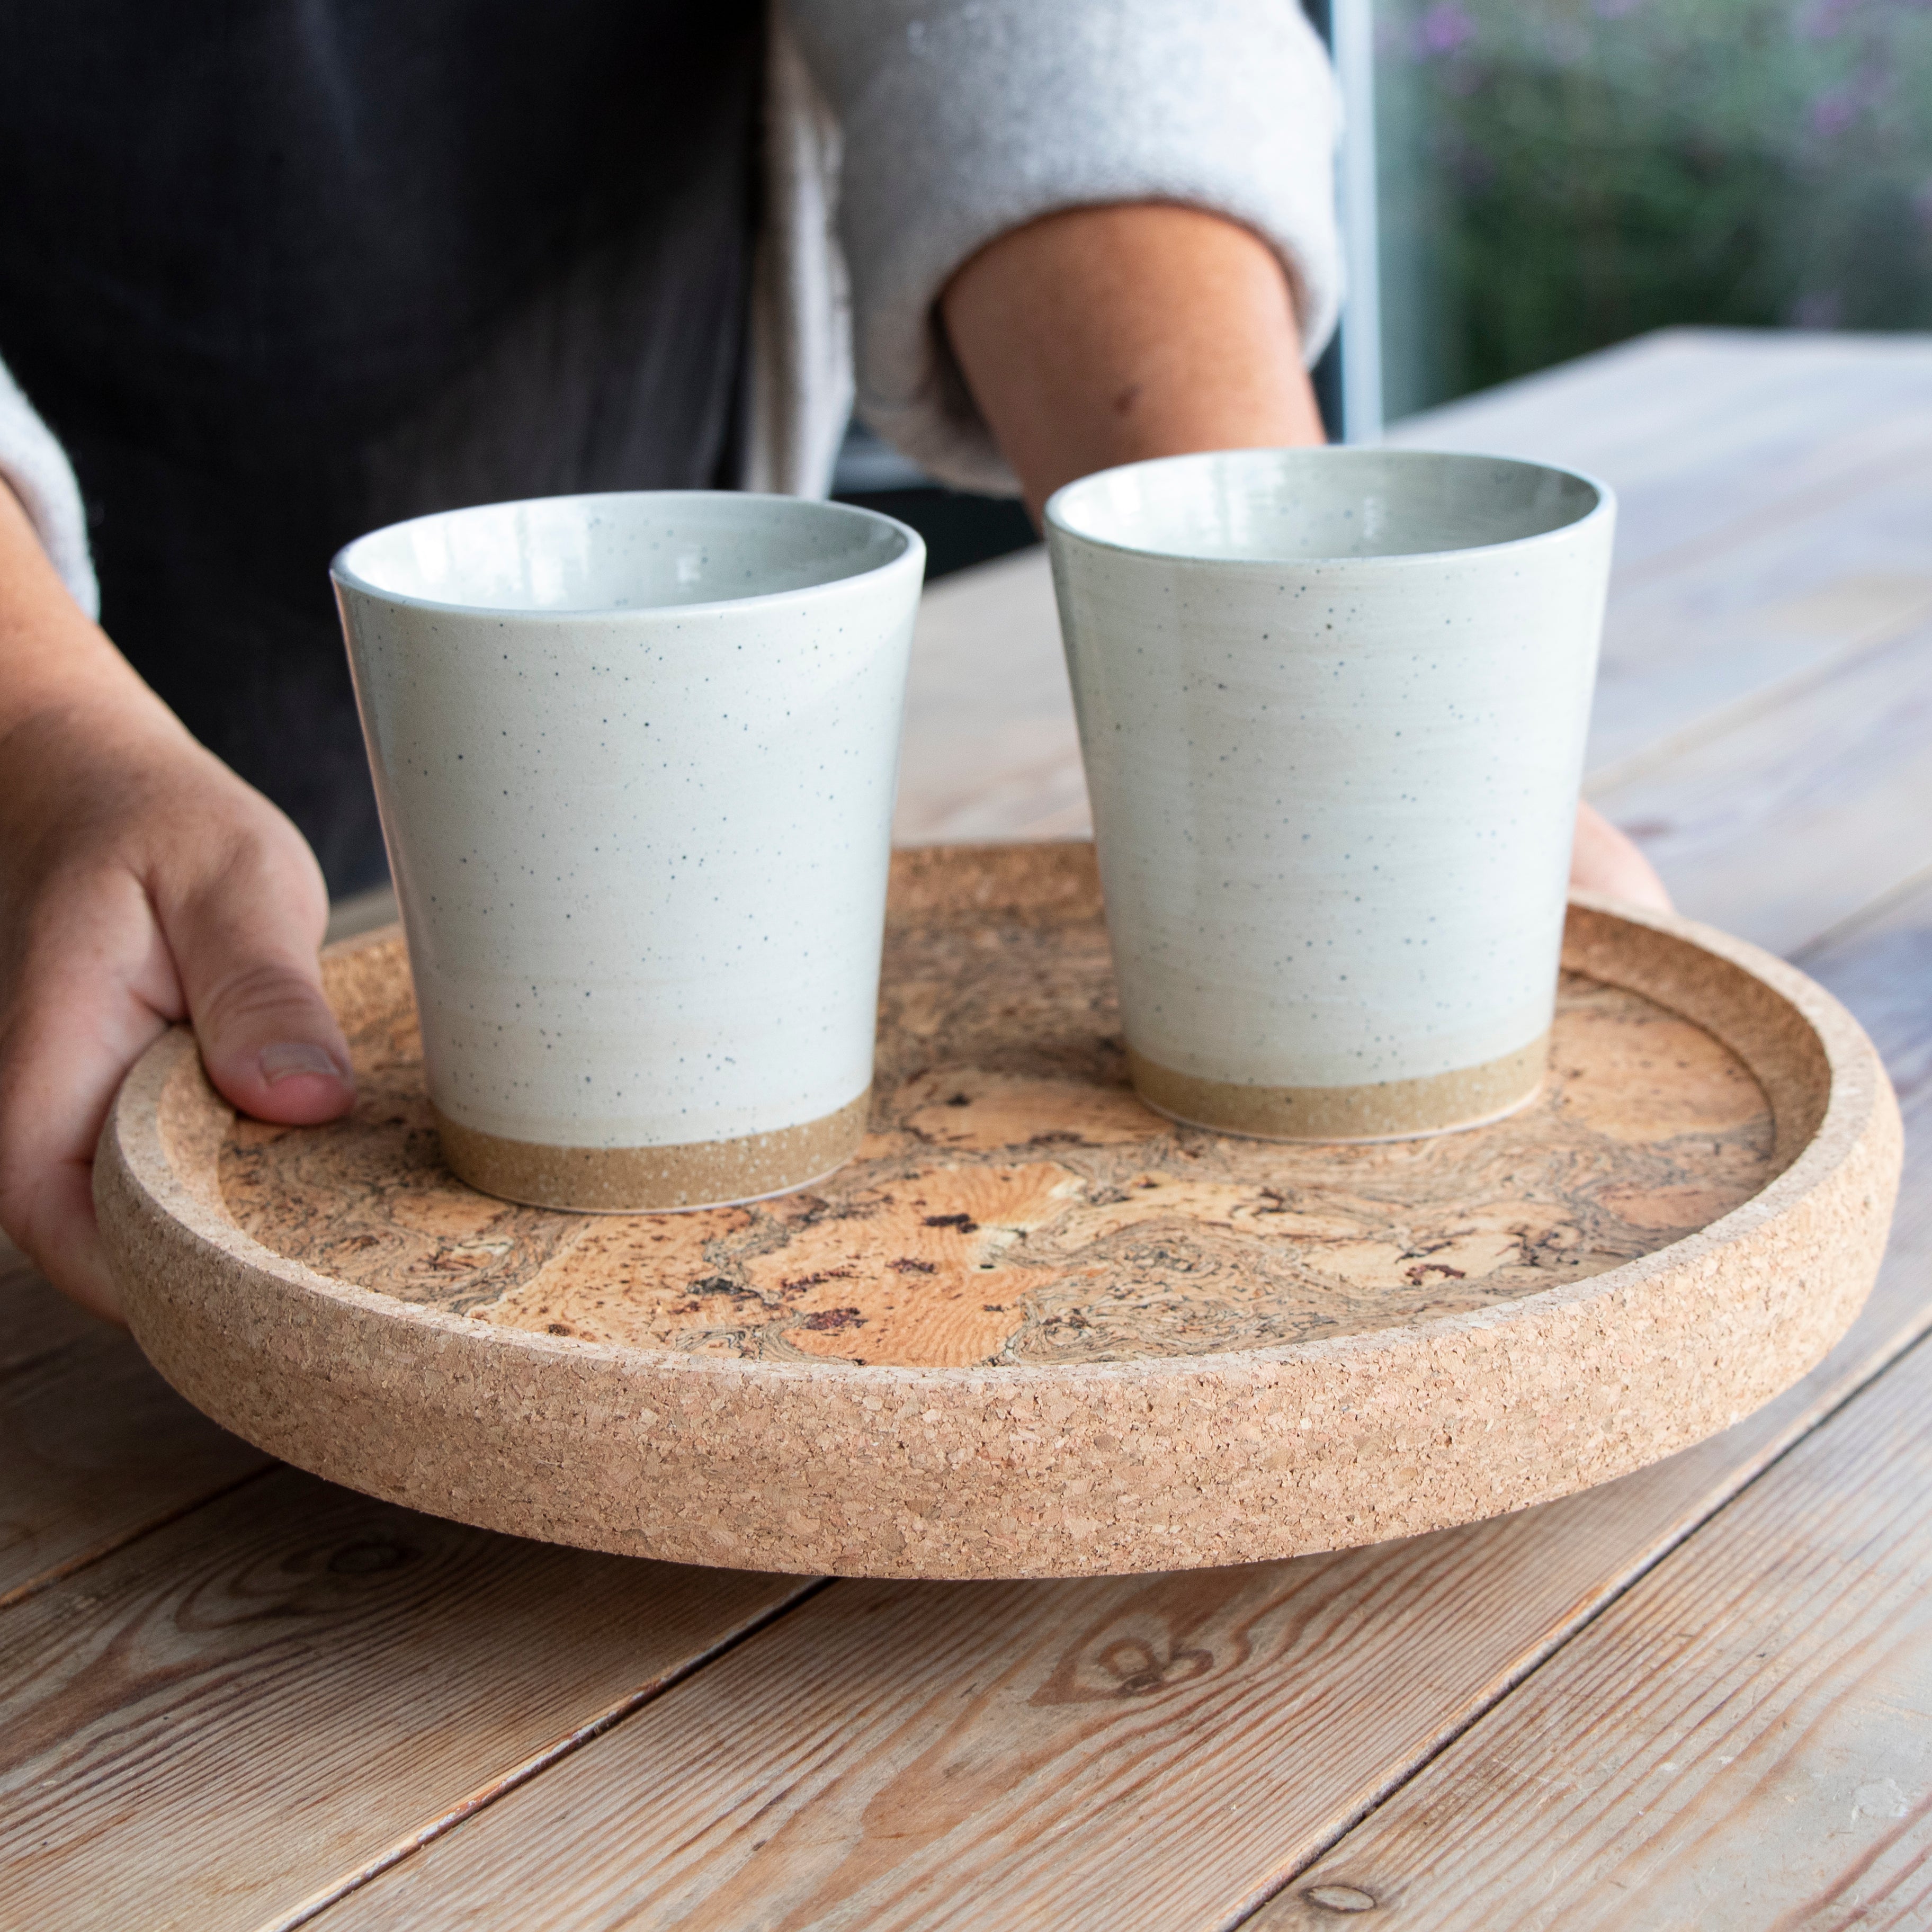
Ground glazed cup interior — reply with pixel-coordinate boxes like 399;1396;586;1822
1046;447;1606;565
333;490;914;615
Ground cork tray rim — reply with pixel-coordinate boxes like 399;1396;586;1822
96;846;1902;1580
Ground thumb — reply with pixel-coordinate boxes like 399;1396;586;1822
163;846;356;1126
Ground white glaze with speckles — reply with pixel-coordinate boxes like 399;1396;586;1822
332;491;924;1152
1045;448;1614;1096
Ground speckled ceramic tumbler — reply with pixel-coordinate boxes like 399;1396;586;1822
1045;448;1615;1141
332;490;925;1210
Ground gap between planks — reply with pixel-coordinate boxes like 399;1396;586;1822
295;1286;1932;1932
1791;854;1932;973
0;1463;276;1615
1255;1330;1932;1930
1229;876;1932;1928
1582;586;1932;801
0;1267;276;1609
1595;615;1932;957
0;1466;827;1932
256;1577;833;1932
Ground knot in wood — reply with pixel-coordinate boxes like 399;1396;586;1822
1304;1883;1379;1913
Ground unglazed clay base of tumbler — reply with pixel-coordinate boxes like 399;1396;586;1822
430;1097;872;1217
1045;449;1615;1142
98;845;1900;1582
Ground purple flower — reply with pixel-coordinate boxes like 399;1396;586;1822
1796;0;1862;40
1811;85;1859;135
1418;1;1478;57
1809;65;1886;136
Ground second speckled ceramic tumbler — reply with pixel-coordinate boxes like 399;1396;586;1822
1045;448;1614;1142
333;491;925;1210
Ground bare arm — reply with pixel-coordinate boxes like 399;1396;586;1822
940;202;1669;913
0;483;353;1319
941;203;1324;520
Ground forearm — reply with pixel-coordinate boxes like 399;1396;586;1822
940;203;1325;520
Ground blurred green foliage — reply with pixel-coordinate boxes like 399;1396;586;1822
1374;0;1932;416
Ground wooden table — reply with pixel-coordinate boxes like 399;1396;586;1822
8;326;1932;1930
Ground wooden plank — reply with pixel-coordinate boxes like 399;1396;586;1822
1593;616;1932;956
1801;879;1932;1085
1394;330;1932;782
325;884;399;945
892;543;1086;846
307;885;1932;1930
1387;330;1932;580
0;1464;816;1932
0;1235;97;1377
1259;1290;1932;1927
1251;884;1932;1924
1582;545;1932;792
0;1264;271;1608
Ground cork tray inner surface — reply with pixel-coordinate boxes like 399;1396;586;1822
222;849;1776;1371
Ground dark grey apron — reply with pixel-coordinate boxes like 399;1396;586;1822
0;1;763;891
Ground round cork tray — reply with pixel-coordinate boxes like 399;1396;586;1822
98;843;1900;1581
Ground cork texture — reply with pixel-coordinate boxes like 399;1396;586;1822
97;843;1901;1580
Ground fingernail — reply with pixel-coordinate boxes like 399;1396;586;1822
261;1042;350;1085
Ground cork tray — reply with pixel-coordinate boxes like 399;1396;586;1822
99;843;1900;1580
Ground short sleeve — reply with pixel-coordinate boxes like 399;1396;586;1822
0;355;97;617
789;0;1343;494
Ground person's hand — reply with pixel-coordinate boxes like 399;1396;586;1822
1571;798;1671;912
0;490;354;1321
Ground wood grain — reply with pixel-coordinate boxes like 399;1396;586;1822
0;1237;97;1378
0;1264;270;1609
0;1466;814;1932
1260;1299;1932;1929
1593;616;1932;958
892;545;1085;846
307;1289;1932;1932
1241;873;1932;1928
